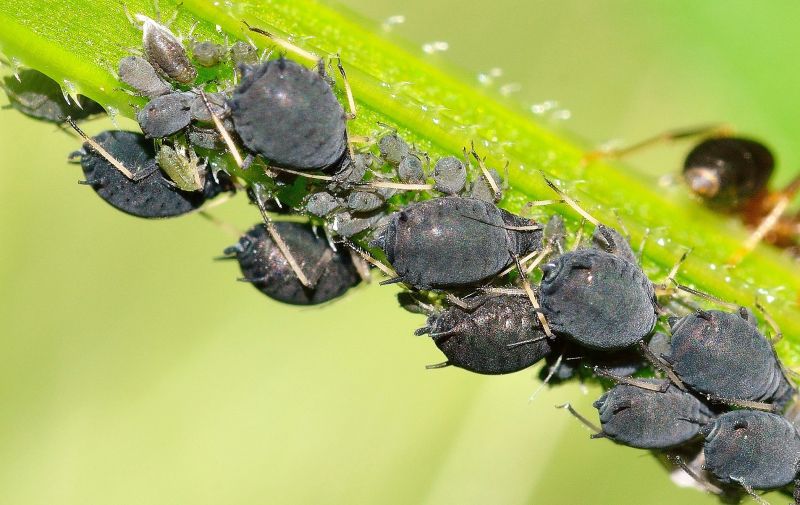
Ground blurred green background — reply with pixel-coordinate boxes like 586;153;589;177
1;1;799;504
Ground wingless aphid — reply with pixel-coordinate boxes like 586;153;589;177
2;69;104;122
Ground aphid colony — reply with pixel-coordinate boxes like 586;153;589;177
3;9;800;505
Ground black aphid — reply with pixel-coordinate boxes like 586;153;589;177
666;308;794;405
118;56;170;98
229;58;347;170
2;69;104;122
224;222;361;305
416;295;553;375
137;91;193;138
539;225;657;351
593;379;714;449
702;410;800;491
372;196;541;289
73;130;230;218
137;14;197;84
432;156;467;195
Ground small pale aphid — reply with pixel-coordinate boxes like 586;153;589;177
118;56;170;98
229;41;258;66
2;69;104;122
156;143;205;192
191;40;225;67
432;156;467;195
136;14;197;84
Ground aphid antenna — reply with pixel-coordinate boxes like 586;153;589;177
555;403;603;435
730;478;770;505
506;335;548;349
657;248;691;292
498;249;539;277
458;214;541;232
335;55;357;121
670;281;740;311
611;209;631;242
64;117;138;180
199;90;244;168
541;172;601;227
242;20;318;63
264;164;435;191
529;353;563;402
636;341;687;391
572;217;587;250
514;256;552;337
525;243;554;275
665;454;723;495
754;298;783;344
425;361;451;370
478;287;527;296
338;237;398;280
347;249;373;283
704;394;778;413
196;210;242;239
253;196;314;288
636;227;651;263
592;366;666;392
580;123;733;166
469;142;502;201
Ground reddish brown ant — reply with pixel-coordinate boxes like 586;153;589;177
583;124;800;263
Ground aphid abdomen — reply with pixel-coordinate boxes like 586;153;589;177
140;16;197;84
594;381;713;449
540;250;657;351
229;59;347;170
703;410;800;489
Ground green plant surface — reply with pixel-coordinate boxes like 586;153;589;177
1;1;799;505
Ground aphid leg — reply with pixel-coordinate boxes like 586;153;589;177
335;56;357;121
655;248;690;295
425;361;451;370
572;218;587;250
556;403;603;435
339;237;398;280
728;175;800;265
305;248;335;287
253;196;314;288
265;165;435;191
665;454;723;495
506;335;548;349
541;173;601;226
196;211;242;239
581;123;733;166
636;227;651;263
478;287;526;296
529;354;563;402
470;143;502;201
637;341;686;390
347;249;372;283
704;395;778;413
731;478;770;505
65;117;144;180
199;90;244;168
754;299;783;343
498;249;539;277
592;366;666;392
514;256;553;337
671;282;741;311
525;244;554;274
243;20;318;62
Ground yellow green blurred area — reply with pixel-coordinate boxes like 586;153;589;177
1;1;799;504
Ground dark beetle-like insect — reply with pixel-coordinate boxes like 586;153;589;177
539;225;658;351
593;379;714;449
2;69;104;122
702;410;800;491
223;222;361;305
415;295;553;375
229;57;347;170
71;130;230;218
666;308;794;405
371;196;541;289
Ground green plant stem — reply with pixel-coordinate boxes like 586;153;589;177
1;0;800;367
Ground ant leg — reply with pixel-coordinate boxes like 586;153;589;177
582;123;733;166
556;403;603;435
728;175;800;264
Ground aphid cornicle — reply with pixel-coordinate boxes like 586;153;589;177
73;130;231;218
539;225;658;351
2;69;104;122
702;410;800;491
371;196;542;289
592;379;714;450
415;295;554;375
228;57;347;170
224;222;361;305
136;14;197;84
666;308;794;405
